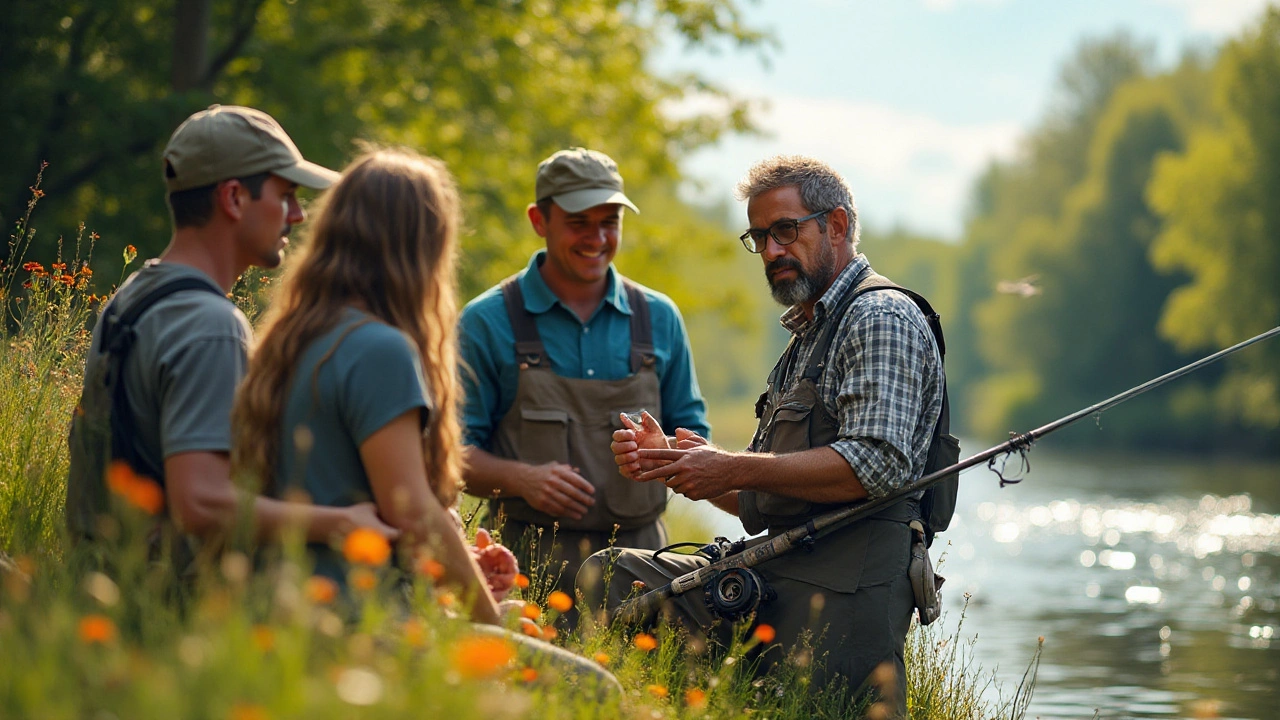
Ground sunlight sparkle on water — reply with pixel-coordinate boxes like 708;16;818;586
1125;586;1163;604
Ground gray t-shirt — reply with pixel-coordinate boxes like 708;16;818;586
89;260;250;484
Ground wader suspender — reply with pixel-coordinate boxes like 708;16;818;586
499;276;656;370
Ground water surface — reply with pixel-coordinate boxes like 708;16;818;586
677;444;1280;719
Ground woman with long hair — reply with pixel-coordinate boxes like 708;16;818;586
232;148;511;622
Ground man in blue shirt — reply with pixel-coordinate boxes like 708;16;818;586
459;148;710;597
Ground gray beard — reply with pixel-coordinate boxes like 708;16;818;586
767;244;836;307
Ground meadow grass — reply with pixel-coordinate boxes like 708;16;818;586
0;191;1040;719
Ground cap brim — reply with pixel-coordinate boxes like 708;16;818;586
274;159;341;190
552;188;639;214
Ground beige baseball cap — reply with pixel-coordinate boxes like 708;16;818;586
162;105;340;192
535;148;639;214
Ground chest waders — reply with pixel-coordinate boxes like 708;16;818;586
729;271;941;698
489;277;666;593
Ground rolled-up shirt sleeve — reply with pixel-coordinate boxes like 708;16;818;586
829;308;934;499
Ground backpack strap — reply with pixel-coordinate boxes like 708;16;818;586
101;276;226;355
621;279;656;373
103;276;226;480
500;275;547;368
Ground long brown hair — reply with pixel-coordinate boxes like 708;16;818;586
233;148;463;507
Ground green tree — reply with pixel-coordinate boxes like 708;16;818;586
1;0;766;307
1148;7;1280;440
955;33;1157;440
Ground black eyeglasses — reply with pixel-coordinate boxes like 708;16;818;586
738;209;832;253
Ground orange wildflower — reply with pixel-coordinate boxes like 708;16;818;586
633;633;658;652
60;274;76;286
514;573;530;589
78;614;117;644
646;684;669;699
631;580;647;591
106;461;165;514
251;625;275;652
752;623;776;644
228;703;269;720
417;557;445;582
518;618;541;638
437;591;457;609
519;667;538;683
403;618;428;648
450;635;515;679
540;625;558;641
521;602;541;620
547;591;573;613
342;528;391;566
593;652;610;665
350;568;377;592
51;262;67;271
21;261;42;272
684;688;708;709
123;245;138;264
305;576;338;605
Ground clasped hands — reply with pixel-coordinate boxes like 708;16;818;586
610;410;736;501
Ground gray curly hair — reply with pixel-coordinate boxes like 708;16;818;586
734;155;859;251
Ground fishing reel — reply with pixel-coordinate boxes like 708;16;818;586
703;567;776;621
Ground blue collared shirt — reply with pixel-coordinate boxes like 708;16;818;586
459;250;711;450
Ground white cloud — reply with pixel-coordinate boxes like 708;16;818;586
1150;0;1271;33
675;94;1022;239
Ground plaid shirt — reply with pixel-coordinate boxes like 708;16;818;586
751;254;944;499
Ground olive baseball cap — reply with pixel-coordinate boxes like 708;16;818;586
534;147;639;214
162;105;340;193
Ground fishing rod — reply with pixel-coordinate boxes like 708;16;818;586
611;325;1280;626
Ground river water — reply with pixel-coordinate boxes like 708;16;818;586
674;443;1280;719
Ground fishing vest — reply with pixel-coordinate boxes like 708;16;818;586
488;276;666;532
737;271;957;591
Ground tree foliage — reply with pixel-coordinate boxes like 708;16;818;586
1148;7;1280;434
1;0;766;307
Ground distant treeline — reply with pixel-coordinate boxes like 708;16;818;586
5;2;1277;455
865;9;1280;455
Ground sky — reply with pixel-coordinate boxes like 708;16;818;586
656;0;1273;239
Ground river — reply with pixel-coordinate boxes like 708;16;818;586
673;442;1280;719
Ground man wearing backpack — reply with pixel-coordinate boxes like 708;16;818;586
583;155;954;713
67;105;397;561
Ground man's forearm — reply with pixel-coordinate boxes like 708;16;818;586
461;446;528;500
735;447;869;504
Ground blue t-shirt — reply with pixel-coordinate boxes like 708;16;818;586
276;308;429;582
459;251;711;450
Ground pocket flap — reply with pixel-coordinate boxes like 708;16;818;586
520;408;569;424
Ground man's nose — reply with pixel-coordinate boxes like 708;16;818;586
287;197;305;224
761;234;786;262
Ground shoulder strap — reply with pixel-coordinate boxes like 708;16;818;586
500;275;547;368
621;279;656;373
103;275;226;481
101;276;225;355
801;273;947;381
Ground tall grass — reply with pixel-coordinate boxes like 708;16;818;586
0;186;1040;719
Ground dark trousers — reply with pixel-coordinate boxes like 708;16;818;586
577;519;913;714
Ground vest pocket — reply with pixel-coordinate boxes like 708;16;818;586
517;408;570;466
756;401;817;518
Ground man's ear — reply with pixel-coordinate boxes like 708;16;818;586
826;206;850;248
214;180;245;221
527;202;549;238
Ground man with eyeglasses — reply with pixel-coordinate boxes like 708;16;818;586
585;155;946;713
458;148;710;604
